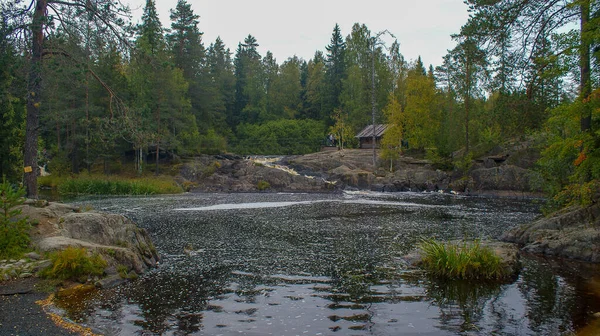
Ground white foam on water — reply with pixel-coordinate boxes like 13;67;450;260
174;198;444;211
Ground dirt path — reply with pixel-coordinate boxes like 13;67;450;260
0;279;76;336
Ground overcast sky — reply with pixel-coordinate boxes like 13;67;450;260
127;0;469;67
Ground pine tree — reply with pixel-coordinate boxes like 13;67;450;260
206;37;235;135
233;35;265;125
304;51;328;120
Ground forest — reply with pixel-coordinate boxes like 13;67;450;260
0;0;599;208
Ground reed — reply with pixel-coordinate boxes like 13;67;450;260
419;239;507;280
39;174;183;195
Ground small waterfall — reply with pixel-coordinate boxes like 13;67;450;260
248;156;337;186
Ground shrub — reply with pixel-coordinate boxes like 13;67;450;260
0;177;30;258
419;239;506;280
40;247;107;282
257;180;271;191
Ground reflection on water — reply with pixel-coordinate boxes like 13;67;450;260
56;192;600;335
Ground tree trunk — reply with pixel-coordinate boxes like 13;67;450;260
24;0;47;198
580;0;591;132
465;57;471;154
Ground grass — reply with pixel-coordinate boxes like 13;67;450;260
419;239;507;280
39;174;183;196
39;247;107;282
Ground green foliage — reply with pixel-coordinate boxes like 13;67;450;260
537;97;600;209
329;108;355;150
419;239;507;280
40;175;183;195
453;152;474;175
0;32;24;183
256;180;271;191
381;96;403;164
234;119;324;155
0;177;30;258
40;247;107;282
47;150;72;177
199;129;227;155
426;148;454;171
402;61;439;149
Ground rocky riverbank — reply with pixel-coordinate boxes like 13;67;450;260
502;202;600;263
176;140;543;196
178;154;337;193
0;200;160;287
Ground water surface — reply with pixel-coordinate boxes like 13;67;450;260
59;192;600;335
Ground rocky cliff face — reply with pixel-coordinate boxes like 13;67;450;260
18;201;159;283
501;203;600;263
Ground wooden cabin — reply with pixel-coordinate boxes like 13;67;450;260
356;124;388;149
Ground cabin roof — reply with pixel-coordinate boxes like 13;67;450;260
355;124;389;138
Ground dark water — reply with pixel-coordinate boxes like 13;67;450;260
57;192;600;335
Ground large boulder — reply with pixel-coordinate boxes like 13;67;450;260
20;202;159;277
501;203;600;263
469;165;542;193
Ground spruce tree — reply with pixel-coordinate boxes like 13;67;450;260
325;24;346;124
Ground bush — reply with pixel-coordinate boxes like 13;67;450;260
419;239;506;280
0;177;30;258
257;180;271;191
40;247;107;282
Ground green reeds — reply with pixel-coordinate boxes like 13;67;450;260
39;175;183;196
419;239;507;280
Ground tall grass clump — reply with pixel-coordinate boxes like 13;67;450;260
419;239;507;280
40;247;107;282
40;175;183;195
0;177;30;258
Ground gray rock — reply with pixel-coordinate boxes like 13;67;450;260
32;260;52;273
470;165;542;192
95;275;126;289
24;252;42;260
19;273;33;279
104;266;118;276
18;201;160;281
502;203;600;263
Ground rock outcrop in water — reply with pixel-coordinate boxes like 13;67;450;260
402;241;521;277
501;203;600;263
178;155;337;192
15;201;159;285
283;144;542;195
176;139;542;195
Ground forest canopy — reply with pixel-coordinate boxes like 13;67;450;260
0;0;599;206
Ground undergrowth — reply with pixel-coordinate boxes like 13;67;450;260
39;174;183;195
419;239;507;280
0;177;30;259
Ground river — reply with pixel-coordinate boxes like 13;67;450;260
56;192;600;335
